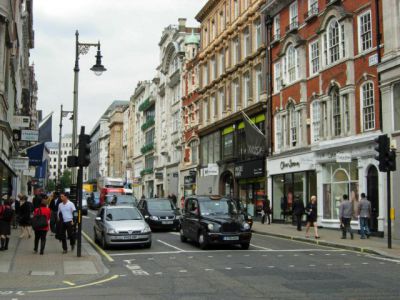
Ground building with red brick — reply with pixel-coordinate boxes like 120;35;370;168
262;0;384;232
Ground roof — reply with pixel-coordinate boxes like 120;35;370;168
185;30;200;45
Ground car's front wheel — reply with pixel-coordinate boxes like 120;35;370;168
180;228;187;243
241;242;250;250
144;241;152;248
198;231;208;250
101;234;108;250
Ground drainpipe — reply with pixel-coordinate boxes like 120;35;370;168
264;14;273;156
375;0;382;131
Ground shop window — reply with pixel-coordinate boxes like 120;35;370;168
394;82;400;131
222;132;234;159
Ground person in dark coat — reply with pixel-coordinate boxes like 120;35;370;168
0;200;13;250
33;194;42;210
18;195;32;239
33;199;51;255
171;194;177;207
292;196;305;231
261;198;272;224
305;195;320;239
49;192;60;233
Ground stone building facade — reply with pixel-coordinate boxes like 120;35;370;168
108;105;128;178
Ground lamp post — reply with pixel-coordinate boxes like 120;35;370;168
57;105;73;190
71;30;106;184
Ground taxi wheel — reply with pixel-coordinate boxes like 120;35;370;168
93;228;98;243
180;228;187;243
144;241;152;249
198;231;208;250
241;242;250;250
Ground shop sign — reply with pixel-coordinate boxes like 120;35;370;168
21;130;39;142
205;163;219;176
132;177;141;186
234;159;264;179
280;159;301;170
11;157;29;171
155;172;163;179
23;168;35;176
12;116;30;128
336;152;352;163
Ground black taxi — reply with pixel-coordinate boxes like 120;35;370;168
180;195;252;250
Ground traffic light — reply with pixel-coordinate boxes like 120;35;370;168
78;133;91;167
387;149;397;172
374;134;389;172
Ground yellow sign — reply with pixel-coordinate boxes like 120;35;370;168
390;208;395;220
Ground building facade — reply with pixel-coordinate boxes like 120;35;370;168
263;0;384;232
47;134;72;182
195;0;268;214
108;105;128;178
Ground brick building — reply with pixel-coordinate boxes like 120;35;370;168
262;0;384;232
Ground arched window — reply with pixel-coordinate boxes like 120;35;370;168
328;19;340;63
361;82;375;131
331;87;341;136
189;140;199;164
285;44;298;83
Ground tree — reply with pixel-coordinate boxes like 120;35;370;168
60;170;72;190
46;180;56;192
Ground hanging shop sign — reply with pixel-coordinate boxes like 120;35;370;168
21;130;39;142
234;159;265;179
11;157;29;171
12;116;30;128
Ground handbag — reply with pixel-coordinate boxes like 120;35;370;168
31;208;47;230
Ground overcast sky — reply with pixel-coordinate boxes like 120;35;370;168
31;0;207;141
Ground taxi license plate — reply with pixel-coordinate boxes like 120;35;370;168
123;235;137;240
224;236;239;241
162;221;173;224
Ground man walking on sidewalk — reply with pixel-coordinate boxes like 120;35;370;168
57;192;76;254
292;195;305;231
339;194;353;239
358;193;371;239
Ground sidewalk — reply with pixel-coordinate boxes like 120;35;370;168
0;226;109;291
252;221;400;260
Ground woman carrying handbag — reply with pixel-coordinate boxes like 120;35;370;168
32;199;51;255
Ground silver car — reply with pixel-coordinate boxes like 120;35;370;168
94;206;152;249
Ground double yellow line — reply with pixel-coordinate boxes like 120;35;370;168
82;231;114;262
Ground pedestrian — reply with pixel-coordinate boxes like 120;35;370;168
33;198;51;255
171;194;177;207
0;199;14;250
292;195;305;231
358;193;371;239
261;198;271;224
18;195;32;239
305;195;320;239
339;194;354;239
141;194;145;201
57;192;76;253
13;194;21;229
33;194;42;210
48;192;60;233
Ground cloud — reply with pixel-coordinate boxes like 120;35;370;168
31;0;207;139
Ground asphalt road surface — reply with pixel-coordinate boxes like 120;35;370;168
12;210;400;300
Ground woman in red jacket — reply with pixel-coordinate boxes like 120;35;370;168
33;199;51;255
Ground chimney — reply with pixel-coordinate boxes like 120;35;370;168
178;18;187;31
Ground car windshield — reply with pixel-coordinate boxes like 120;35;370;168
105;208;142;221
147;199;175;211
199;198;238;216
105;195;136;206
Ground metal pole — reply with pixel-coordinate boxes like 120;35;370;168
58;104;63;188
72;30;80;185
387;170;392;248
77;165;83;257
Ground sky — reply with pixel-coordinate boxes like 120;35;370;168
31;0;207;141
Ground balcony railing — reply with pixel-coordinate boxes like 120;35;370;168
140;168;153;177
305;3;319;20
326;0;340;6
271;30;280;45
138;97;155;112
285;20;298;34
140;142;154;154
141;117;155;131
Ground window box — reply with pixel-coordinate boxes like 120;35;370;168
140;142;154;154
138;98;155;112
141;117;155;131
140;168;153;177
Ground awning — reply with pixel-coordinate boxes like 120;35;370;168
27;143;44;166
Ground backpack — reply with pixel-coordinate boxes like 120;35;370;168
2;206;14;222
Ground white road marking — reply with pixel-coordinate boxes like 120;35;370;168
309;253;314;256
111;251;180;256
325;254;331;256
293;254;299;257
227;255;232;257
208;256;213;258
250;244;272;250
365;255;400;264
157;239;186;252
379;262;385;264
245;266;252;269
340;254;347;256
205;269;214;271
225;267;232;270
125;263;149;276
289;265;295;268
309;264;316;267
88;210;97;216
327;264;333;266
147;258;154;260
188;256;193;259
179;270;187;273
344;263;351;266
244;254;250;257
169;232;180;236
277;254;283;257
268;266;275;268
82;216;90;219
155;272;163;275
362;262;369;265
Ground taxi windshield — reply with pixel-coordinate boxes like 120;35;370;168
199;198;237;216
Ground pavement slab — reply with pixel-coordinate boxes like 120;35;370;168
64;260;98;275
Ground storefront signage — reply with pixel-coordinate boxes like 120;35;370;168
155;172;163;179
234;159;265;179
369;53;378;66
189;170;197;176
336;152;352;163
201;163;219;177
11;157;29;171
280;159;301;170
132;177;141;186
12;116;30;128
21;130;39;142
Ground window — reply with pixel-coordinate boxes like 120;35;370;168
201;132;220;165
203;100;209;123
190;140;198;164
222;132;234;158
219;49;225;75
145;155;154;170
243;27;250;58
331;88;341;136
255;20;262;49
220;10;225;32
394;82;400;131
244;0;249;10
203;27;208;47
286;44;298;83
211;56;217;81
255;66;262;102
308;0;318;16
328;20;340;63
232;37;240;64
275;115;282;151
312;101;321;142
202;64;208;87
234;0;239;19
289;1;298;29
219;88;225;119
212;19;216;40
232;79;240;112
243;72;250;108
211;94;217;119
145;128;155;144
274;62;281;92
273;15;280;40
358;11;372;52
361;82;375;131
288;103;297;147
309;40;320;75
343;94;350;134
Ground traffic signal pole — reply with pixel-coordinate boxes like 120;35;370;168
387;170;392;249
77;164;83;257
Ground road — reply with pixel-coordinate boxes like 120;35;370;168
16;209;400;300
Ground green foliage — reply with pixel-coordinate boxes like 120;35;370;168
140;142;154;154
141;117;155;131
60;170;72;190
46;180;56;192
140;168;153;177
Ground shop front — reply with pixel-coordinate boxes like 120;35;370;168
234;159;265;217
267;152;316;222
182;169;196;197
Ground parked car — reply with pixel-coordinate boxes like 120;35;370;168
104;194;137;207
231;198;253;229
88;192;101;209
137;198;181;231
180;195;252;250
82;196;88;215
93;205;151;249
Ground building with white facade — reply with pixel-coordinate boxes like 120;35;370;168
47;134;72;182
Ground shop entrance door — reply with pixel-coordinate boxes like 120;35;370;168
367;166;379;232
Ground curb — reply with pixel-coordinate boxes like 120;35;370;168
252;230;399;260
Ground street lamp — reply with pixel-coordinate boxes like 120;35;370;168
57;104;73;190
71;30;106;184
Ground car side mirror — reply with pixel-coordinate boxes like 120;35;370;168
95;217;101;221
144;215;149;220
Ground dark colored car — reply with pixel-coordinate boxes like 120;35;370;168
231;198;253;229
88;192;101;210
82;196;88;215
137;198;181;231
180;195;252;250
105;195;137;207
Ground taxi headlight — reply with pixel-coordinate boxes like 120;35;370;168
207;223;214;231
150;216;159;221
242;223;250;230
107;228;117;234
142;225;151;233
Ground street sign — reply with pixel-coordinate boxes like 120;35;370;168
12;115;30;128
21;130;39;142
11;157;29;171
